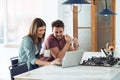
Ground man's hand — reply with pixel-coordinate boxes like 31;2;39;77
73;38;79;48
65;34;72;44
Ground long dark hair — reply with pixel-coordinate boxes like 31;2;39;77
27;18;46;44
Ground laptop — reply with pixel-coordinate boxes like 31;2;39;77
61;50;84;68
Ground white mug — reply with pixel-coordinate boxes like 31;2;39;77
44;50;51;57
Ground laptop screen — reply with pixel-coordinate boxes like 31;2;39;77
62;50;84;68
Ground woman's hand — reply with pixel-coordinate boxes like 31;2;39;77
50;59;62;65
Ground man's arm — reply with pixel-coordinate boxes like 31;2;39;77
50;42;71;62
50;35;72;62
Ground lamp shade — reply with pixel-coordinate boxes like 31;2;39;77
98;8;116;15
63;0;91;4
98;0;116;16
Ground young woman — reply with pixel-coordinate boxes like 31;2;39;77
19;18;60;70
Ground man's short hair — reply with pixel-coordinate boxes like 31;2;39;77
52;20;64;29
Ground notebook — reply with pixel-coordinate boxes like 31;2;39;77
61;50;84;68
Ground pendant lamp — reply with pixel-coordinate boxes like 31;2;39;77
98;0;116;16
62;0;91;4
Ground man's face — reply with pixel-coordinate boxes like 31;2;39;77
52;27;64;40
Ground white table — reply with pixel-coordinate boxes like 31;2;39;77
14;52;120;80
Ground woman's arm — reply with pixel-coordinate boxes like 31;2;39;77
35;58;61;66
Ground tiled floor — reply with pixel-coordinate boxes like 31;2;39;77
0;46;19;80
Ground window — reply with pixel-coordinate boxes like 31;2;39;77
0;0;58;46
0;0;4;44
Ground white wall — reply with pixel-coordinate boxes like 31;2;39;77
116;0;120;57
58;0;73;37
40;0;58;38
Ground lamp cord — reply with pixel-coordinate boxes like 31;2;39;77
105;0;107;9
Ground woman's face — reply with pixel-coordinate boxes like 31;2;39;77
37;26;46;38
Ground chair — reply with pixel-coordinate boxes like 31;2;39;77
10;56;18;66
9;62;28;80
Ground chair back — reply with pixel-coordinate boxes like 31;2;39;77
10;56;18;66
9;62;28;80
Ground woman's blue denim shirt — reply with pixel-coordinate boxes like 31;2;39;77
18;36;42;70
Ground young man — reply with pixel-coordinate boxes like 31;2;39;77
43;20;79;62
